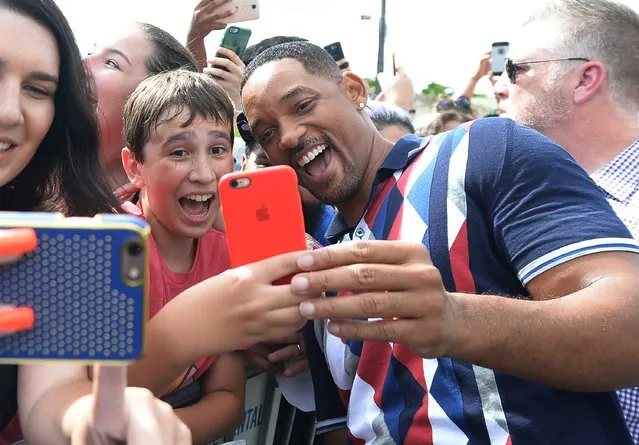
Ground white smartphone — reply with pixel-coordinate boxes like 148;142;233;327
491;41;510;75
218;0;260;24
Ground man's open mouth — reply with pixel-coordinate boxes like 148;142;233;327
296;143;332;177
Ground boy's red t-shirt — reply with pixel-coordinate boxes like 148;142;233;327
122;201;231;392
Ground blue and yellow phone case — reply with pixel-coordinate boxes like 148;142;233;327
0;212;150;364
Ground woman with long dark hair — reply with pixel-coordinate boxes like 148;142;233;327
0;0;190;443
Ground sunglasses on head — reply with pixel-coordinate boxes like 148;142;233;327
436;96;472;113
505;57;591;84
236;112;255;145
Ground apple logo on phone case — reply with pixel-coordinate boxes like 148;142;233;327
256;206;270;221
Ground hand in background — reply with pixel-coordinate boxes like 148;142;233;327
375;67;415;113
335;58;351;72
188;0;234;41
64;366;191;444
113;182;139;203
473;52;492;81
243;332;309;377
203;47;245;111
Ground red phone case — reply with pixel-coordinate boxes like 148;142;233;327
219;166;307;283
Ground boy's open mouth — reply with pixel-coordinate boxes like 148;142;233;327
179;193;213;217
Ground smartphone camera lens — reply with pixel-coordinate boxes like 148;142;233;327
128;242;142;257
230;27;239;34
230;179;239;188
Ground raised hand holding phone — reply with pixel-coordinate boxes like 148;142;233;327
188;0;235;40
324;41;350;71
376;65;415;113
204;46;246;111
203;26;250;109
187;0;235;71
213;0;260;25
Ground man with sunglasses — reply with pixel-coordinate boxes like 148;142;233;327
494;0;639;440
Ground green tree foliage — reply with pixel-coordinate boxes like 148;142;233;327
421;82;453;97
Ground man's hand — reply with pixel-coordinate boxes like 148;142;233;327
290;241;460;358
290;240;639;391
203;47;245;111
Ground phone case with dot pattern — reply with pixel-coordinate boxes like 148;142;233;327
0;213;149;364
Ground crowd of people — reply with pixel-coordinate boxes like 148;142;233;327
0;0;638;444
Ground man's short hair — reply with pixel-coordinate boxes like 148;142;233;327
240;41;341;94
124;70;234;161
242;36;308;66
525;0;639;113
239;35;309;159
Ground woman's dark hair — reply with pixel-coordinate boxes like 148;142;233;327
136;22;198;74
0;0;120;215
420;110;473;137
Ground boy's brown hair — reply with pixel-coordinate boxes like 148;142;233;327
124;70;234;161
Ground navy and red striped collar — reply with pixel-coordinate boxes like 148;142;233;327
325;134;431;243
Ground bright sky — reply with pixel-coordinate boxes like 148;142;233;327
55;0;639;96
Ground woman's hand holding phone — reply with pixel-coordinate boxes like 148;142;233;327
0;228;37;264
2;227;189;443
0;229;37;336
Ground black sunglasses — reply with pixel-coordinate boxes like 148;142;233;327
505;57;591;84
236;112;255;145
436;95;472;113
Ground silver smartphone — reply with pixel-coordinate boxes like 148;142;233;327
491;42;510;75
